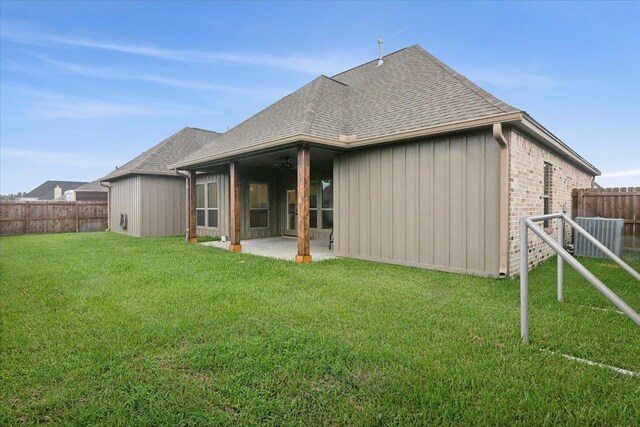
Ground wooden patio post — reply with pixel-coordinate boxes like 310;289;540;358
229;161;242;252
187;170;197;243
296;145;312;263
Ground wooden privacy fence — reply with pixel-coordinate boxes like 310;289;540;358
0;201;108;236
572;187;639;251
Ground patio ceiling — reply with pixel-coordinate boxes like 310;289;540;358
195;147;334;174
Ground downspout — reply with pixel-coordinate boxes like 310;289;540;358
99;181;111;231
176;170;191;241
492;123;509;278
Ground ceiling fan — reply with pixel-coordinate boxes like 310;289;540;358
274;156;293;169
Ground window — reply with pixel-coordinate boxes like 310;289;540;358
321;179;333;230
196;182;219;228
207;182;218;228
310;181;318;229
196;184;205;227
249;183;269;228
543;162;552;228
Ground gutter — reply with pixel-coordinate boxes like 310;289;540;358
99;181;111;231
169;112;523;170
175;170;191;242
100;168;183;182
170;110;599;180
492;123;510;278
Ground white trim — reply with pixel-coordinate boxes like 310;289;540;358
320;179;334;230
195;181;220;229
206;181;219;229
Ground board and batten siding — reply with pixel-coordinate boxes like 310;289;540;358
109;176;141;236
109;175;188;237
139;175;186;237
334;129;501;276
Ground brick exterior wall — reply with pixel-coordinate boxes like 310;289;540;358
507;129;594;276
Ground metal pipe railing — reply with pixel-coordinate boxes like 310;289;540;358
557;216;564;302
520;213;640;344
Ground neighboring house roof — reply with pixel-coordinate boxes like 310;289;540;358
101;127;220;181
172;44;598;175
24;180;87;200
74;180;107;192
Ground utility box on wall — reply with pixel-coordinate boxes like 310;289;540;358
574;217;624;258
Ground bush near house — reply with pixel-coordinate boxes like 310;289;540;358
1;233;638;425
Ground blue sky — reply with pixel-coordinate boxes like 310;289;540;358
1;1;638;194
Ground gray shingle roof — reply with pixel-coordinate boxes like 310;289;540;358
74;180;107;192
101;127;220;181
177;45;519;166
25;180;87;200
332;45;518;138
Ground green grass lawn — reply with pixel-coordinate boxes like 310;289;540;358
1;233;639;425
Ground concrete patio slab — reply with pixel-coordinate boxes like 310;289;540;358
200;237;336;262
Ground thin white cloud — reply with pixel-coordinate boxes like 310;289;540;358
600;168;640;179
29;55;287;98
1;147;121;169
0;21;360;75
387;27;410;40
2;86;218;120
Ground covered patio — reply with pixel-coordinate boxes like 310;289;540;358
200;237;336;262
183;145;336;263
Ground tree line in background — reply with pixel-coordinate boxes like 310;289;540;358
0;192;27;201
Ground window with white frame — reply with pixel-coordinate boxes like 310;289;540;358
543;162;552;228
321;179;333;230
207;182;218;228
196;184;205;227
196;182;219;228
249;183;269;228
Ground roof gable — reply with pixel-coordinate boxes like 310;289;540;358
101;127;220;180
180;77;349;165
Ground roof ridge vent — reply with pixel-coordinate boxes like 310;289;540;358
376;39;384;67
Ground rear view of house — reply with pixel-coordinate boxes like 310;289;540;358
100;127;220;237
170;45;598;277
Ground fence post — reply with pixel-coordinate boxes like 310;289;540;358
520;217;529;344
557;217;564;302
75;202;80;232
24;202;30;235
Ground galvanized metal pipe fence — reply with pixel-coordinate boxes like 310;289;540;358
520;212;640;344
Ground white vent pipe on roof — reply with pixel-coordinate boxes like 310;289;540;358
377;39;384;67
